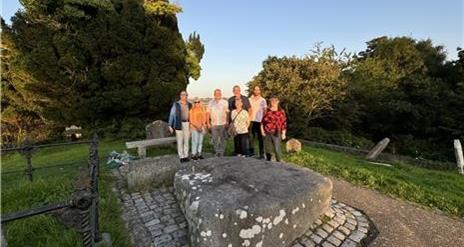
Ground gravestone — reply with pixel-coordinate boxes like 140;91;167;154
454;139;464;175
146;120;170;139
174;157;332;247
366;138;390;160
286;138;302;153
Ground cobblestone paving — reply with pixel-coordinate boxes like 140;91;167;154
291;200;374;247
113;170;374;247
119;187;189;247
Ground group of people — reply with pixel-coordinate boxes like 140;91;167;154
168;85;287;163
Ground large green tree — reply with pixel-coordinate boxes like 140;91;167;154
1;0;203;139
248;45;348;129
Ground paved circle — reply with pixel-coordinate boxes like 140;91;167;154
113;168;374;247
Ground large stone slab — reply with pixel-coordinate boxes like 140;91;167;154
174;157;333;247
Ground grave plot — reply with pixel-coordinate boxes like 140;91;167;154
112;156;376;247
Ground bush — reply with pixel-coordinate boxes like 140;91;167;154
389;135;455;162
83;118;146;140
298;127;374;149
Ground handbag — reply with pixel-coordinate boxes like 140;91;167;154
227;109;242;137
201;126;208;135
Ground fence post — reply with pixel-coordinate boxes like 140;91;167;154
20;138;34;181
1;227;7;247
89;134;100;243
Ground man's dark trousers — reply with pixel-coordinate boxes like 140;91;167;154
249;121;264;158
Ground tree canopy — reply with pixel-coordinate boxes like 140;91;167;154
250;37;463;161
1;0;204;143
249;45;348;126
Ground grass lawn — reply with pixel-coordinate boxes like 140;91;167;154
1;139;135;247
2;137;463;246
285;145;464;218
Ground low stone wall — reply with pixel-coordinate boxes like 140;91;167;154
118;155;184;190
119;154;215;190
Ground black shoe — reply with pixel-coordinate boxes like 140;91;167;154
198;155;204;159
180;158;185;163
192;155;198;161
185;157;190;162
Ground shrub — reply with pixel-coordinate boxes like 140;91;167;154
298;127;374;149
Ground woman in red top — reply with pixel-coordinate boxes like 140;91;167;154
260;95;287;161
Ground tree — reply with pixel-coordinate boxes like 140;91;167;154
440;48;464;138
2;0;203;139
248;44;348;126
185;32;205;80
1;18;49;145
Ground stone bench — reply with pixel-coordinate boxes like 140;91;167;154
126;137;176;158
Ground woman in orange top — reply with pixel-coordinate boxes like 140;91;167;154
190;98;207;160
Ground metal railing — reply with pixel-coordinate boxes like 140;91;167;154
1;134;102;247
1;138;95;181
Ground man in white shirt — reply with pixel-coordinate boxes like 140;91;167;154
207;89;229;156
249;85;267;159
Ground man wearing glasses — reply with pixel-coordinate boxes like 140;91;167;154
168;90;192;162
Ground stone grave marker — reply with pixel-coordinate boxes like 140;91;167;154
146;120;170;139
366;138;390;160
454;139;464;175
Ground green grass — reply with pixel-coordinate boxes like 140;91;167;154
285;146;464;218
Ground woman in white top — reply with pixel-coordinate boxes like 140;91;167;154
231;98;250;156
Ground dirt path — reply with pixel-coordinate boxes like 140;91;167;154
331;178;464;247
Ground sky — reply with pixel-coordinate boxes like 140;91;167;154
2;0;463;97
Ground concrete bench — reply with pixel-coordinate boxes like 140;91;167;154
126;137;176;158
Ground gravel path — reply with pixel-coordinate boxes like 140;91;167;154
331;178;464;247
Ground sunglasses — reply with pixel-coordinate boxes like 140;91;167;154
194;101;201;103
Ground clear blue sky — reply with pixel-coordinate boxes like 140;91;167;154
2;0;463;97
